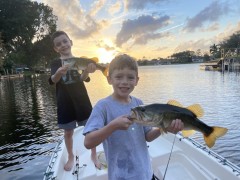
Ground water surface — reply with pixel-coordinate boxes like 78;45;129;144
0;64;240;179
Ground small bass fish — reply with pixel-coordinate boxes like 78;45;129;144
129;100;228;148
63;57;108;76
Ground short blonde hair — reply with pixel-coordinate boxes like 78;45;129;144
108;54;138;76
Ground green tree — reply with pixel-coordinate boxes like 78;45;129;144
219;31;240;49
171;50;194;63
209;44;221;59
0;34;4;63
31;35;58;69
0;33;5;73
203;53;210;61
219;31;240;58
196;49;202;57
0;0;57;68
210;31;240;59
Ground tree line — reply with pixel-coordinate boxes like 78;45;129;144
171;31;240;63
0;0;57;74
0;0;240;74
138;31;240;65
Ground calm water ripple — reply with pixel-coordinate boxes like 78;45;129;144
0;64;240;179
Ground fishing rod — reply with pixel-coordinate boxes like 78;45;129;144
162;134;177;180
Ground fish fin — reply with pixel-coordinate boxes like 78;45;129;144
103;65;109;77
186;104;204;117
79;56;99;63
90;57;99;63
182;130;195;137
203;126;228;148
167;100;184;107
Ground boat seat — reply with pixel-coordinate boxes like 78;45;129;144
148;135;181;159
152;152;218;180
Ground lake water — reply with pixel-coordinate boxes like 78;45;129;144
0;64;240;180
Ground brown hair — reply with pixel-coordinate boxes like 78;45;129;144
108;54;138;76
51;31;70;42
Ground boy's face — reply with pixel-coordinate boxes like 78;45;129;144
53;34;72;56
107;67;139;100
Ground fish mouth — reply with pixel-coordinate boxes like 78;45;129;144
129;109;137;120
129;109;144;122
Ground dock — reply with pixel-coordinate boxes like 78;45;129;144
0;74;24;80
200;48;240;71
200;60;221;71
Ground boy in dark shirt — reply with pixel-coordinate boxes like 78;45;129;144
49;31;100;171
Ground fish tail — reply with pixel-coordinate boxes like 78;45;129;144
203;126;228;148
103;68;108;77
100;64;109;77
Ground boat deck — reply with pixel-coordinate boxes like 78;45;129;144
44;126;240;180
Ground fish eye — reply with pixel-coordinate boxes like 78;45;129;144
140;107;145;112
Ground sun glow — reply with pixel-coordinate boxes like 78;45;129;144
97;48;115;64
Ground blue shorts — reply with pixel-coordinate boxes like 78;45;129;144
58;119;88;130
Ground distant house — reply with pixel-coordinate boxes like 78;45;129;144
15;67;29;73
15;68;24;73
192;58;203;63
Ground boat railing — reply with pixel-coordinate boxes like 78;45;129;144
43;137;64;180
180;136;240;176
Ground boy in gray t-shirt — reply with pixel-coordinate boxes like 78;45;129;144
83;54;184;180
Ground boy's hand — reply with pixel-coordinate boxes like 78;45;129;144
166;119;184;134
110;115;133;130
51;65;69;83
56;65;68;76
85;63;97;73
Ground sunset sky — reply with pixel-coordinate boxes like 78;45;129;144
38;0;240;63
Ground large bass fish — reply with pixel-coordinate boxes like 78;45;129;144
129;100;228;148
62;57;108;76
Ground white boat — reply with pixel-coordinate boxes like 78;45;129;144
43;126;240;180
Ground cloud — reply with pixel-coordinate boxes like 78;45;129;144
174;39;212;54
42;0;102;39
68;15;102;38
183;1;231;32
175;22;240;54
125;0;169;10
89;0;107;17
153;46;168;52
108;1;123;15
213;22;240;43
96;40;116;51
116;14;170;47
201;22;220;32
134;32;170;45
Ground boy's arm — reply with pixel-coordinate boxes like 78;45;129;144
84;123;115;149
145;119;184;142
84;115;132;149
51;73;62;84
50;65;68;84
145;127;161;142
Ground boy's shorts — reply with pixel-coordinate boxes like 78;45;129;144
58;119;88;130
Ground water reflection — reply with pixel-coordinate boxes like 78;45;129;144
0;75;61;179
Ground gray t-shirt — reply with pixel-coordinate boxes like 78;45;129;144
83;95;153;180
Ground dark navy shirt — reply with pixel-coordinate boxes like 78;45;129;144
49;59;92;124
